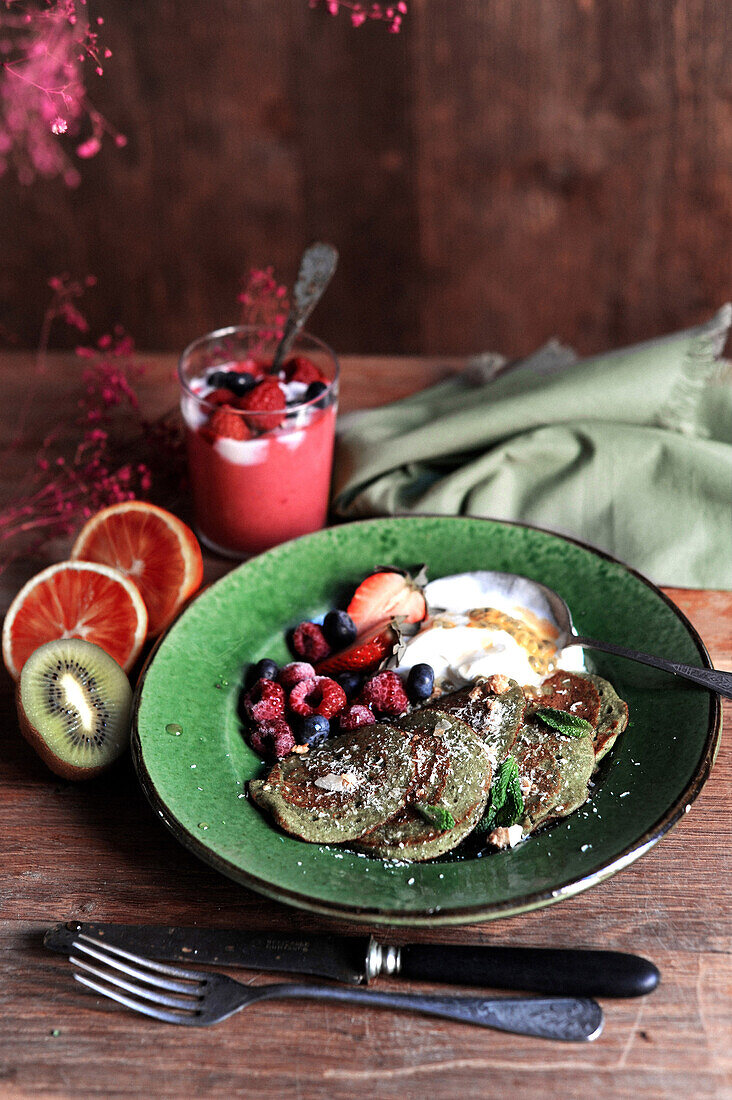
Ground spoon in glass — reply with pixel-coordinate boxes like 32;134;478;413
426;570;732;697
270;241;339;373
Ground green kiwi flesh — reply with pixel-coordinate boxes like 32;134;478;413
17;638;132;780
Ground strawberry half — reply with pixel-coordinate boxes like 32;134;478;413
346;566;427;635
314;619;401;676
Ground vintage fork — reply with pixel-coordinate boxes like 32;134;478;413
66;933;603;1041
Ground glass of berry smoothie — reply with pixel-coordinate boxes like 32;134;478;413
178;325;339;558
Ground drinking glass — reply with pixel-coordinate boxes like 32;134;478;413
179;325;339;558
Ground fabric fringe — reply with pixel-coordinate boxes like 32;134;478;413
655;303;732;436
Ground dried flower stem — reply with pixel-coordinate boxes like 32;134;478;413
309;0;407;31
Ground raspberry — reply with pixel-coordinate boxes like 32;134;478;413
283;356;325;385
360;670;409;716
289;676;346;719
206;387;237;407
240;378;286;431
291;621;331;662
243;678;286;722
249;718;295;759
207;408;251;441
277;661;316;691
338;704;376;731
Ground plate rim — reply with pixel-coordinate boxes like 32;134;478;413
131;515;721;927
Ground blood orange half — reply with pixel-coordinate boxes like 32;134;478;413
2;561;148;680
71;502;204;637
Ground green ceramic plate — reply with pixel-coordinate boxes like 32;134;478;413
131;517;720;927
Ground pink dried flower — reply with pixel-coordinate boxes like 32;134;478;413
238;266;290;350
309;0;406;31
0;0;125;184
0;283;158;574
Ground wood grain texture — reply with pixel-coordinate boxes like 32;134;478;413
0;354;729;1098
1;1;731;357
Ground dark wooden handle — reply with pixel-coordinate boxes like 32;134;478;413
398;945;660;998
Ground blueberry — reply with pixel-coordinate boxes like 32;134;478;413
254;658;278;681
323;609;357;648
208;369;231;389
297;714;330;747
305;380;328;404
334;670;362;698
245;657;278;688
407;663;434;702
227;371;258;397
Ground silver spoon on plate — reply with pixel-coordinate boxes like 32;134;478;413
425;570;732;697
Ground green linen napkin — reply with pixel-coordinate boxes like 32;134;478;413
332;306;732;588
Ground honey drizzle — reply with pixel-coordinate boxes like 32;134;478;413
465;607;557;675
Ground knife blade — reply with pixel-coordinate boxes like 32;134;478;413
44;922;659;998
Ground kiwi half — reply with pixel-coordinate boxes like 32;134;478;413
17;638;132;780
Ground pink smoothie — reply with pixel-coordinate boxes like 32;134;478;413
185;403;337;557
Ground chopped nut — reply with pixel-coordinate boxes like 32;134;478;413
314;770;362;793
487;824;524;849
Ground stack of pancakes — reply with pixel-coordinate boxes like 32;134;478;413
249;671;628;862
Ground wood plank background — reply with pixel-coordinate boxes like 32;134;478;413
2;0;732;357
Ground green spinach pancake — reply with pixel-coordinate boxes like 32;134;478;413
355;710;492;861
247;667;629;861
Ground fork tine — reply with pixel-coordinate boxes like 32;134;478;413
72;956;202;1011
71;939;203;994
76;933;206;980
74;973;194;1025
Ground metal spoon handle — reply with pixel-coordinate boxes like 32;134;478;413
266;984;603;1041
271;242;339;371
574;635;732;697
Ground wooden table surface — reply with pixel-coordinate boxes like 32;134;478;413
0;353;729;1099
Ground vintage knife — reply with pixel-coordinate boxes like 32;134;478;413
44;922;659;998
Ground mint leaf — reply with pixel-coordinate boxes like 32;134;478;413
476;756;524;833
535;706;593;737
416;803;455;831
493;754;518;806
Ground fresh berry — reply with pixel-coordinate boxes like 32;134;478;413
252;657;279;682
338;704;376;731
289;676;346;719
291;621;331;662
207;369;232;389
297;714;331;747
359;670;409;716
334;670;363;698
322;609;357;649
346;568;427;635
240;379;286;431
207;408;251;441
407;662;434;702
236;357;268;380
206;387;237;407
315;619;399;676
209;363;261;391
283;356;324;385
243;677;286;722
277;661;316;691
226;371;258;398
249;718;295;759
305;380;328;404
